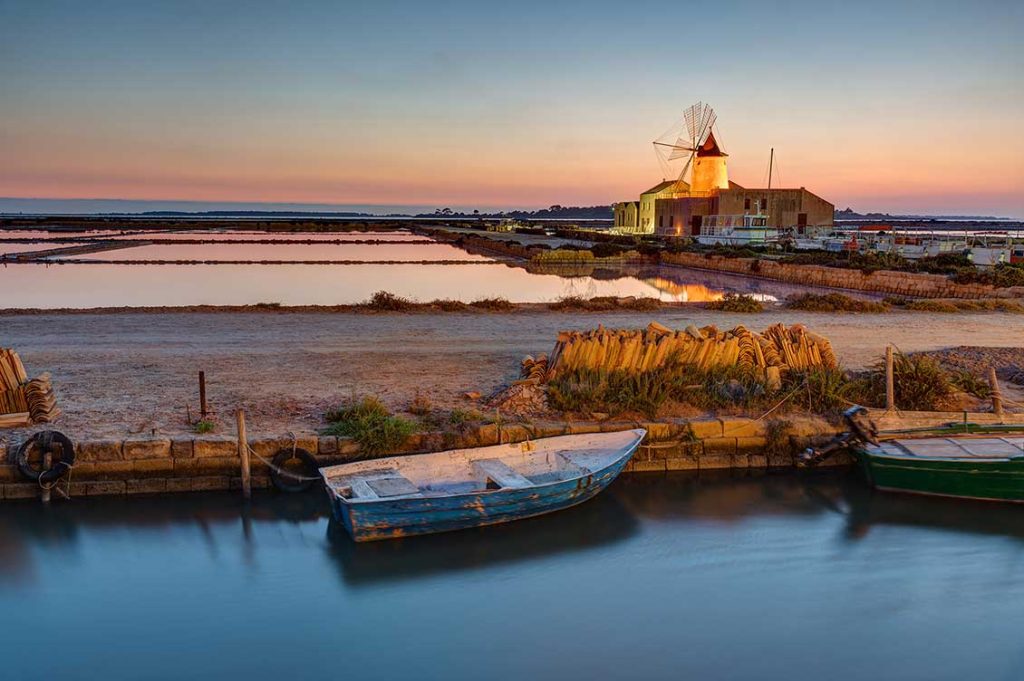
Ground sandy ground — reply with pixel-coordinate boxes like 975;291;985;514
2;309;1024;442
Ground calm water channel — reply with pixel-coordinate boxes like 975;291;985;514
3;470;1023;680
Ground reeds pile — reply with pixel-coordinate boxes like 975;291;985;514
0;348;60;424
519;354;549;384
540;322;837;382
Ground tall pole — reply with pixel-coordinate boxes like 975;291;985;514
885;345;896;412
767;147;774;191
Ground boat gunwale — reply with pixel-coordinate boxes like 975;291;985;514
320;429;646;506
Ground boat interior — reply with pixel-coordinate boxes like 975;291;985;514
320;430;644;502
874;436;1024;460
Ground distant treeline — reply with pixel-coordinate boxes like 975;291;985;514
835;208;1006;221
416;205;613;219
129;205;614;220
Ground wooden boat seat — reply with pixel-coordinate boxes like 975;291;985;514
329;468;423;499
473;458;532;489
891;437;1024;460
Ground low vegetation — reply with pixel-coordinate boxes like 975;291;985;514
469;297;515;311
428;298;470;312
546;361;852;420
546;346;989;418
846;350;954;411
323;396;417;456
192;419;215;434
548;295;661;312
360;290;417;311
902;298;1024;313
785;292;889;313
705;293;765;313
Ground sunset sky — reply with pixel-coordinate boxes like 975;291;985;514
1;0;1022;216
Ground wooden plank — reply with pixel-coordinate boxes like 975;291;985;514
0;411;31;428
350;480;380;499
473;458;533;489
367;476;422;498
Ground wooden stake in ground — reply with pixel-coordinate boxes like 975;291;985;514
885;345;896;412
237;409;251;499
199;371;208;419
988;367;1004;419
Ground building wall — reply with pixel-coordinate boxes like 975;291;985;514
653;197;717;237
638;184;688;234
613;201;639;231
717;188;833;230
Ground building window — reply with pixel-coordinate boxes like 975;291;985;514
744;198;751;210
760;198;768;210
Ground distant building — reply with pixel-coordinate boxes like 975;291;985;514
614;112;834;238
613;201;639;231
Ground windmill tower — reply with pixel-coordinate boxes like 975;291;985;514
653;102;729;194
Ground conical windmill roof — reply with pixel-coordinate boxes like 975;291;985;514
696;130;727;157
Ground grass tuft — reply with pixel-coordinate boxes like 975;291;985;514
322;396;417;456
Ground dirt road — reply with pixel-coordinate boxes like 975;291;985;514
3;309;1022;440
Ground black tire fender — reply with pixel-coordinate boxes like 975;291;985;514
15;430;75;484
269;447;319;493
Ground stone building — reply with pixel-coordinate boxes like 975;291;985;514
653;185;834;237
613;120;833;237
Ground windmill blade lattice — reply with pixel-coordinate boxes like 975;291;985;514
652;101;718;184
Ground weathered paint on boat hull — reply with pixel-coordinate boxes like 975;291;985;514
858;452;1024;503
331;454;632;542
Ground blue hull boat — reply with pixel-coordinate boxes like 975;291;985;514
320;429;645;541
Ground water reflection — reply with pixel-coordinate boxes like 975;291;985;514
325;492;638;585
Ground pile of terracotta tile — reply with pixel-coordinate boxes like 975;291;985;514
0;348;60;426
536;322;837;383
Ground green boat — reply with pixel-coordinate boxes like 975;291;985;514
800;407;1024;503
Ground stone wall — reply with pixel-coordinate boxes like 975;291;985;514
0;416;843;500
662;252;1024;300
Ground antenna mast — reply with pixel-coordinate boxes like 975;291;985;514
768;147;774;191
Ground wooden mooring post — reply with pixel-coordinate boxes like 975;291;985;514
885;345;896;412
989;367;1004;419
237;409;251;499
199;371;208;419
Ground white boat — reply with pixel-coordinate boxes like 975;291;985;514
696;214;779;247
320;429;645;541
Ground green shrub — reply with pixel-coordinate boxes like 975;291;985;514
853;350;953;410
322;396;417;456
705;293;765;313
193;419;215;434
950;370;991;399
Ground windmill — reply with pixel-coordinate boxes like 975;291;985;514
652;102;727;192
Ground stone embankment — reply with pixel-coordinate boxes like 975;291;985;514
0;416;843;500
662;252;1024;300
